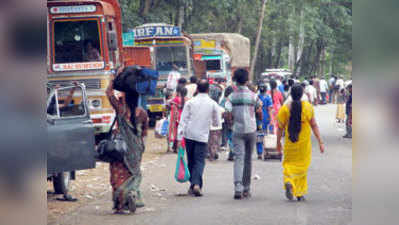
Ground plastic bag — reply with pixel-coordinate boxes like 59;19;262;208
160;118;169;136
174;145;190;183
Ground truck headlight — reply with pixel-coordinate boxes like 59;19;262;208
90;99;102;109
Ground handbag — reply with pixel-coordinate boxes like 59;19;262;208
264;125;277;149
96;117;128;163
174;144;190;183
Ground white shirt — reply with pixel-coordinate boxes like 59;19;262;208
329;77;335;86
284;94;309;105
336;78;344;90
210;105;224;131
177;93;220;142
166;70;181;90
305;85;317;102
319;79;328;93
185;83;197;99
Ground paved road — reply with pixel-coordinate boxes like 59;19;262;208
54;104;352;225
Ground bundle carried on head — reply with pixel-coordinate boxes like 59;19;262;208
113;66;159;96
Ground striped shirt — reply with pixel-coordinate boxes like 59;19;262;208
225;86;261;134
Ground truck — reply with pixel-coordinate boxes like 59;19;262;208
126;23;194;125
190;33;250;84
47;0;125;142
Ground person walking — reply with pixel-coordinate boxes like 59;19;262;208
177;79;220;197
225;69;262;199
220;86;235;161
106;69;149;214
276;85;325;202
328;75;336;104
268;79;284;133
319;77;329;104
256;86;273;160
186;76;198;99
343;84;352;139
336;89;346;123
168;86;188;153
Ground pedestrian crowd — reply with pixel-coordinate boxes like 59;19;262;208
104;66;352;214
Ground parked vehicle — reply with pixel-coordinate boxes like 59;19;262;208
47;83;96;196
47;0;126;143
191;33;251;84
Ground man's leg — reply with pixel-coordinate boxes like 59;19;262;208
185;139;195;188
233;133;245;193
321;92;326;104
192;141;207;189
242;133;255;193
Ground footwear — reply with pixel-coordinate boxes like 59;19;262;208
135;191;145;208
257;155;262;160
193;185;203;197
242;191;251;198
297;196;306;202
285;183;294;201
234;191;242;200
127;192;137;213
187;187;194;196
227;152;234;161
343;134;352;139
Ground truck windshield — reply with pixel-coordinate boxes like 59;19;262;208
155;46;187;72
53;20;102;63
206;60;221;71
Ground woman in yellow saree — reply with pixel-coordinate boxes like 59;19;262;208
277;85;325;201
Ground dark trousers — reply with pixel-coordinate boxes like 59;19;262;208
321;92;327;104
185;138;207;189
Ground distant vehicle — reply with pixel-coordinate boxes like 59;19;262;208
191;33;251;84
126;23;193;126
47;83;96;196
260;69;292;81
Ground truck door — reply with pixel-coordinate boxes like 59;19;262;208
47;85;96;175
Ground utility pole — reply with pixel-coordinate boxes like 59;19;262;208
249;0;268;81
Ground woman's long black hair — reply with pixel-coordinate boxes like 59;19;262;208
177;85;187;108
288;85;303;143
270;79;277;103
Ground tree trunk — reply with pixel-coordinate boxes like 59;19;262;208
249;0;268;81
177;4;185;29
274;40;282;68
320;48;326;77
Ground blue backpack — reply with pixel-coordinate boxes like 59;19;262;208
136;68;159;95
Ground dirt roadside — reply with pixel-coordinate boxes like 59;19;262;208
47;130;168;224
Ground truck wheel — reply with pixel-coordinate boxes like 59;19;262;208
149;118;156;128
53;172;71;195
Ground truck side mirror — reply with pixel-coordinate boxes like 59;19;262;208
107;31;118;51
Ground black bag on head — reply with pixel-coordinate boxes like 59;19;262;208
113;66;140;93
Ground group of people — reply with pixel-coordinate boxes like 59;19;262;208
166;68;326;201
104;65;351;214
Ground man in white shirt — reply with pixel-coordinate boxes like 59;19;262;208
177;79;220;197
336;76;345;91
166;64;181;92
185;76;198;99
319;77;329;104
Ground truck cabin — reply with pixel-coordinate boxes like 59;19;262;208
47;1;123;73
132;24;192;83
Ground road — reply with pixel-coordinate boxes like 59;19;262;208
52;104;352;225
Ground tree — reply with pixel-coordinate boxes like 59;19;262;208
249;0;268;81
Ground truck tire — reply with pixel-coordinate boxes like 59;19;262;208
53;172;71;195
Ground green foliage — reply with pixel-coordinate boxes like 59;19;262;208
119;0;352;79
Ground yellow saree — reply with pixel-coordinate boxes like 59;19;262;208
277;101;314;197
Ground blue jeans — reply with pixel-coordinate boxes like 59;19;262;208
185;138;207;189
